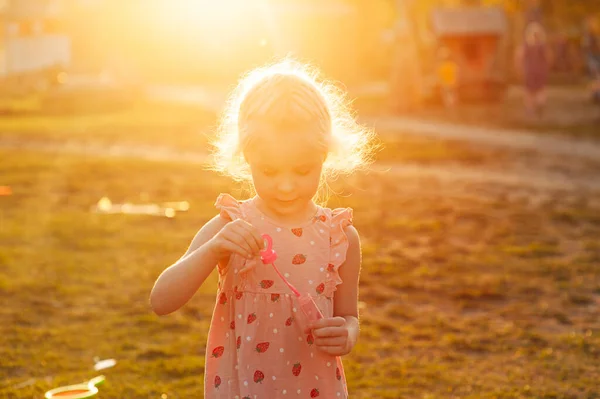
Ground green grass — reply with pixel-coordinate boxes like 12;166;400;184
0;100;216;151
1;148;599;398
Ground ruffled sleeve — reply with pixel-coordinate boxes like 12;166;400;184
214;193;245;221
323;207;353;297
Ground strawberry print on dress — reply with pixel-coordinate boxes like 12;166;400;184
204;193;353;398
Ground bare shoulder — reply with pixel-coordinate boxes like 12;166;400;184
182;214;229;258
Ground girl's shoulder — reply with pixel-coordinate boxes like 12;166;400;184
321;206;353;227
214;193;254;221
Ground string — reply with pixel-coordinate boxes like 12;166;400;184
269;262;301;297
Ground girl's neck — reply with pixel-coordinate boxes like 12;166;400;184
252;196;319;228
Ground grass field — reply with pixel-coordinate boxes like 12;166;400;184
1;141;599;398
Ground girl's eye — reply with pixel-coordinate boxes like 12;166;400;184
295;168;312;176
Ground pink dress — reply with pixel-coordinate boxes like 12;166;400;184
204;194;353;398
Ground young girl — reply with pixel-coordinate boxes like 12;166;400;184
150;59;376;398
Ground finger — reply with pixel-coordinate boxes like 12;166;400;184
315;336;347;347
220;239;251;259
316;346;345;356
232;225;260;255
222;228;253;258
237;221;264;252
313;327;348;338
308;317;346;331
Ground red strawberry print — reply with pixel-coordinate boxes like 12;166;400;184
230;320;235;330
291;228;303;237
307;332;314;345
247;313;257;324
327;263;335;272
255;342;270;353
336;367;341;380
292;254;307;265
236;336;241;350
285;316;294;326
271;293;280;302
212;346;224;358
234;286;243;300
310;388;320;398
254;370;265;383
219;292;227;305
292;362;302;376
315;283;325;295
214;375;221;389
314;214;326;222
260;280;274;289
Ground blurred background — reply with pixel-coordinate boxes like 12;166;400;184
2;1;600;398
0;0;599;109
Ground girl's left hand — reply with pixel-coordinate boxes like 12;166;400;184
306;317;352;356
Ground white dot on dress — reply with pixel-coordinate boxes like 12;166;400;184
292;307;297;312
311;352;314;358
315;375;319;380
285;273;290;278
234;269;238;274
235;365;239;370
298;337;302;341
220;317;224;322
277;227;282;232
246;336;251;341
308;280;313;285
280;348;284;353
273;328;278;334
327;362;331;367
238;314;242;319
283;390;287;395
297;389;301;394
272;376;276;381
235;396;239;399
320;267;324;272
310;241;315;245
337;393;341;397
335;253;340;258
226;332;229;338
269;313;274;318
319;229;324;234
244;381;248;386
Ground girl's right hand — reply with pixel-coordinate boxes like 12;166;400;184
208;219;264;260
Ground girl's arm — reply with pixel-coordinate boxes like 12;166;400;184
149;215;228;316
309;225;362;356
333;225;362;350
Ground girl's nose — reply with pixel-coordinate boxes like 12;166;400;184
277;177;295;193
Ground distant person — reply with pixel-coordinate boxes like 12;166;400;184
516;22;551;117
582;16;600;103
150;59;378;398
436;46;459;108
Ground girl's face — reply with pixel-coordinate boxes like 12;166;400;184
245;132;324;218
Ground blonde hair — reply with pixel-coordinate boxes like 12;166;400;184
209;58;378;199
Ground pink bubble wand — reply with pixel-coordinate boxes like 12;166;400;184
260;234;323;326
